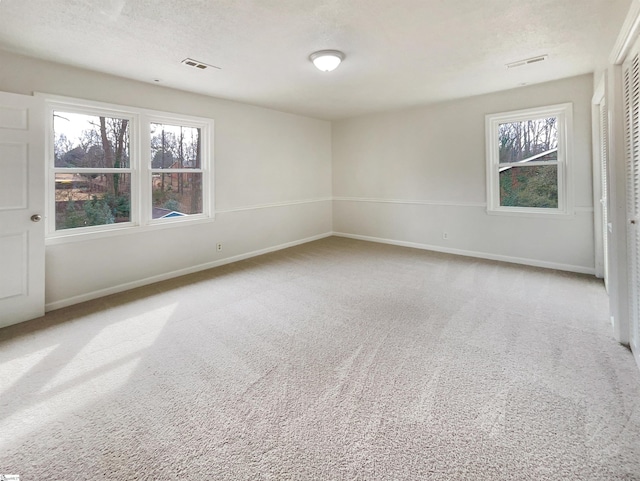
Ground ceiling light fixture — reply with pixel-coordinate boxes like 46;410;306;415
309;50;345;72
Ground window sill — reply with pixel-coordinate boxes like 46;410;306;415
486;207;574;219
46;214;215;246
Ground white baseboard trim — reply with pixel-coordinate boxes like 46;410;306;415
46;229;595;311
332;231;596;275
45;232;333;312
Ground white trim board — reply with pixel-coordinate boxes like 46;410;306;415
332;232;596;275
216;197;332;214
45;197;332;246
333;197;594;212
610;0;640;65
45;232;333;312
333;197;486;208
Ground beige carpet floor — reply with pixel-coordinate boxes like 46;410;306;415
0;237;639;480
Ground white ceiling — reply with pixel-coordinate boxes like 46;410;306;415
0;0;631;120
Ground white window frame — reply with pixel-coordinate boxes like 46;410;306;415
41;94;214;244
145;114;212;226
485;103;573;216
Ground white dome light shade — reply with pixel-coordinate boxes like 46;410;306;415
310;50;345;72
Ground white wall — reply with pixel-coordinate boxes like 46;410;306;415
0;51;332;310
332;74;596;273
0;49;599;311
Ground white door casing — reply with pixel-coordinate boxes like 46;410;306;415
0;92;45;328
593;76;610;287
600;99;610;289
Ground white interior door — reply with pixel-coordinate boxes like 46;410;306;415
0;92;45;328
622;44;640;368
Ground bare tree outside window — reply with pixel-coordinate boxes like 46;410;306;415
48;99;213;237
498;117;559;208
150;123;203;219
53;111;131;229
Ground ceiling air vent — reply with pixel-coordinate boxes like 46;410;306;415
181;58;221;70
506;55;548;69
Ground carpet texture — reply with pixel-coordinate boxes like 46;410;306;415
0;237;639;480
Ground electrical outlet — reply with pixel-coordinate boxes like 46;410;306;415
216;243;223;252
442;232;449;240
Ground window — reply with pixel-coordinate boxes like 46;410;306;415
150;122;203;219
485;103;572;215
46;96;213;239
53;110;133;230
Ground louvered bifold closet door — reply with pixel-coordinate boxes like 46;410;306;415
623;45;640;364
600;100;610;287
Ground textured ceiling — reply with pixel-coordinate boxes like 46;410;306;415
0;0;632;120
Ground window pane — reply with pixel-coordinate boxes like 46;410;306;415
498;117;558;163
150;123;201;169
499;164;558;208
53;111;130;168
151;173;203;218
55;173;131;229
